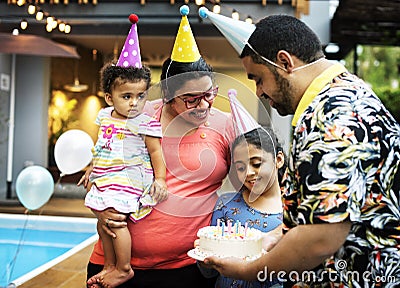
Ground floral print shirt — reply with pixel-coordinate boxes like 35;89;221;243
282;64;400;288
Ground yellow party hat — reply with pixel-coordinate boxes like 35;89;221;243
171;5;201;63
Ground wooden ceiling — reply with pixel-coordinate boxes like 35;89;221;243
329;0;400;59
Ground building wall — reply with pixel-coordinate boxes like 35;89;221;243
0;54;11;197
0;54;50;199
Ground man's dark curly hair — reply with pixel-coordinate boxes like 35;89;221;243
241;15;324;66
100;62;151;94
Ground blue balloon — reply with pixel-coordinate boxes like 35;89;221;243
16;165;54;210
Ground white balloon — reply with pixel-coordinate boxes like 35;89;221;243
54;129;94;175
16;165;54;210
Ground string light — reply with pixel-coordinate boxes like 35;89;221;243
245;16;253;24
206;1;258;23
58;22;66;32
46;22;53;32
27;4;36;14
64;24;71;34
232;9;239;20
10;0;295;36
9;1;71;34
212;4;221;14
20;19;28;30
46;15;54;24
51;19;58;29
36;10;44;21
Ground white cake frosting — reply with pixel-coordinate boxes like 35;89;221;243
195;224;264;260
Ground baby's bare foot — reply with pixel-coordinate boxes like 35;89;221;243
99;268;134;288
87;265;115;288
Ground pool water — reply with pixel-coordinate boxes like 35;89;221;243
0;213;97;286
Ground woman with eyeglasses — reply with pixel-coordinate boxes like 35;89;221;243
85;56;236;288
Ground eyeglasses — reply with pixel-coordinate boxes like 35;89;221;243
177;86;219;109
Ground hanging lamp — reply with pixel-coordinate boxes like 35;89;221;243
63;60;88;92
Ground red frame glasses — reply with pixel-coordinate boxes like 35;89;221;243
177;86;219;109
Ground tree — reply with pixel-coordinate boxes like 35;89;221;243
343;45;400;123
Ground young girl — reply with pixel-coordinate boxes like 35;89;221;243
84;63;168;288
203;127;286;288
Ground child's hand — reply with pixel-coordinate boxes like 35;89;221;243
77;165;93;192
150;178;168;203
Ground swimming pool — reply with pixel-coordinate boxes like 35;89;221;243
0;213;97;286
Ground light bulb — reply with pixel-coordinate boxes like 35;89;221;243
46;23;53;32
58;22;66;32
213;4;221;14
36;10;44;21
20;19;28;30
232;10;239;20
64;24;71;34
245;16;253;24
52;19;58;29
28;4;36;14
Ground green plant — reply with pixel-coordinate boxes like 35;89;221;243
343;45;400;123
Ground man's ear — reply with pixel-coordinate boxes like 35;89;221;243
276;50;294;72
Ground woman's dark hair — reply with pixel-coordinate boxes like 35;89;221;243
160;57;213;103
232;126;287;183
100;62;151;94
241;14;324;66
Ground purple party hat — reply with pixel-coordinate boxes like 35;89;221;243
117;14;142;68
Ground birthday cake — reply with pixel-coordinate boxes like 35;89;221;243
189;222;264;261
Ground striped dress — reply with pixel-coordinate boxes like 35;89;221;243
85;106;162;221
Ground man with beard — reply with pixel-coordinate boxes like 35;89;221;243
200;11;400;288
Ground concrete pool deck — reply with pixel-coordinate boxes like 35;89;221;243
0;198;96;288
